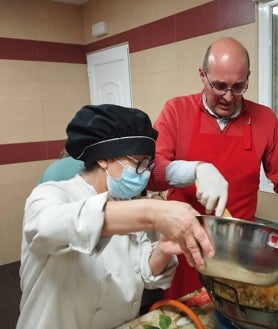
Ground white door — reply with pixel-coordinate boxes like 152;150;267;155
258;1;277;192
87;44;133;107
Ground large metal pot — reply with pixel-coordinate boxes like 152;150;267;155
197;215;278;286
200;273;278;329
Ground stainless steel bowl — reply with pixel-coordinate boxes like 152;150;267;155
197;215;278;286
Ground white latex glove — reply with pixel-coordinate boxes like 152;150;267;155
195;162;228;216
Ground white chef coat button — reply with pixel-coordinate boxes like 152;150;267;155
134;266;140;274
95;307;102;314
132;300;139;307
104;273;112;281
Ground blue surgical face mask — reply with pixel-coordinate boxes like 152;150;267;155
106;164;150;200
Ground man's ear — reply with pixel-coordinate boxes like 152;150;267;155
199;67;205;81
97;159;108;169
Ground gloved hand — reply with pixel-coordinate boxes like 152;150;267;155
195;162;228;216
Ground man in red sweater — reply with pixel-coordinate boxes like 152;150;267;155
148;37;278;300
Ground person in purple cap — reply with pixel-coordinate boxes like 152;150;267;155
17;104;214;329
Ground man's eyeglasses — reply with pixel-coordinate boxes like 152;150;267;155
126;156;151;174
204;71;248;96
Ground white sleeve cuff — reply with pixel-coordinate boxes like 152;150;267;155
166;160;199;187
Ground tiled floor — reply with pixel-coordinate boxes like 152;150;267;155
0;261;21;329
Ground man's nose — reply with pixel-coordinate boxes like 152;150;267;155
222;89;234;101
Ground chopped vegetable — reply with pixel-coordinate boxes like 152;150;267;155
149;299;205;329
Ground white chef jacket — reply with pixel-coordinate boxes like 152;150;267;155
17;175;177;329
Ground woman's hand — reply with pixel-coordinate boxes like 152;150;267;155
153;201;215;271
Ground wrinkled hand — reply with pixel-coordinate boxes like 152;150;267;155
154;201;215;271
195;162;228;216
158;234;184;256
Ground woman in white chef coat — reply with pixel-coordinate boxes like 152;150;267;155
17;104;214;329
